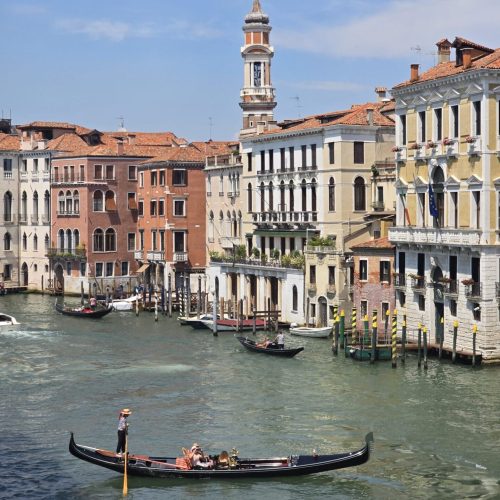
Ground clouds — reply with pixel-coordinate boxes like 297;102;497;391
274;0;500;59
55;18;222;42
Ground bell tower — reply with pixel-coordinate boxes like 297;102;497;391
240;0;277;137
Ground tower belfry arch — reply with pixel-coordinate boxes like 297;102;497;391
239;0;277;138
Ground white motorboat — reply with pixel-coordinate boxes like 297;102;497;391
0;313;19;326
178;314;214;329
289;325;332;338
111;295;141;311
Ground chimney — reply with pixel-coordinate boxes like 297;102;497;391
436;38;451;64
116;138;124;155
462;48;473;69
375;87;387;102
366;107;374;126
410;64;419;82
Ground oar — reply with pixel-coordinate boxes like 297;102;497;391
123;428;128;496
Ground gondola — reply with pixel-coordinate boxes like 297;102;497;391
55;302;113;318
236;336;304;358
69;432;372;479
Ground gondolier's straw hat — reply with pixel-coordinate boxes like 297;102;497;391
121;408;132;416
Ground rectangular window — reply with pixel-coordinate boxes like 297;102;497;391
400;115;407;146
247;153;252;172
310;265;316;284
152;230;157;250
328;143;335;164
128;165;137;180
399;292;406;308
301;145;307;168
473;191;480;229
289;147;295;170
268;149;274;172
451;105;459;138
380;261;391;283
80;262;86;276
105;262;114;277
138;200;144;217
419;111;426;143
280;148;285;171
159;230;165;251
150;200;157;216
360;300;368;319
127;193;137;210
127;233;136;251
139;230;144;250
66;261;72;276
354;142;364;164
260;151;265;173
94;164;103;180
418;295;425;311
139;171;144;187
418;192;426;227
105;165;114;180
311;144;317;167
450;299;457;317
172;169;186;186
450;192;458;228
22;159;27;173
151;171;157;186
158;199;165;216
159;170;165;186
328;266;335;285
121;261;129;276
174;231;185;252
174;199;185;216
473;101;481;135
435;108;443;141
359;260;368;280
33;158;39;172
290;238;295;252
79;165;85;180
95;262;103;277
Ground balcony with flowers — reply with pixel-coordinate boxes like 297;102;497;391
465;136;481;155
442;137;458;158
392;145;407;162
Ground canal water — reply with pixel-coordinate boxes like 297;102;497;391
1;294;499;499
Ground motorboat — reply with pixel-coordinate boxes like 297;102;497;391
0;313;19;326
289;325;332;338
112;295;141;312
200;318;266;332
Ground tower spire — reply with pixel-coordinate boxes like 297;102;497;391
240;1;276;137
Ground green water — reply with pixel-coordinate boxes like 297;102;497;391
1;294;499;499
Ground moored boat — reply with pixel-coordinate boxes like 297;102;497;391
112;295;141;311
348;345;392;361
236;336;304;357
201;318;266;332
0;313;19;326
178;314;214;329
289;326;332;338
55;302;113;318
69;432;372;479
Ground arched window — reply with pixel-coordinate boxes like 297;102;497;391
4;232;11;250
93;190;103;212
22;232;27;251
33;191;39;220
73;190;80;214
268;182;274;211
21;191;27;221
432;166;445;228
44;234;49;251
105;228;116;251
105;190;117;211
247;183;253;212
280;181;286;211
208;211;214;242
33;234;38;251
311;179;317;212
66;190;73;214
44;190;50;220
292;285;298;311
74;229;80;249
93;228;104;252
301;180;307;211
66;229;72;252
289;181;295;212
58;191;65;214
354;177;366;211
232;210;237;237
4;192;12;222
260;182;265;212
329;177;335;211
58;229;65;251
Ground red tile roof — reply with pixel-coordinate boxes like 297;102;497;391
0;133;21;151
48;133;89;152
351;236;394;250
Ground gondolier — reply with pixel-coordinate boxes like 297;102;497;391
116;408;131;457
276;331;285;349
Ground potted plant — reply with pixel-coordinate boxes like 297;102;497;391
251;247;260;260
271;248;280;261
438;276;452;283
408;273;423;280
461;278;475;286
442;137;455;146
409;143;421;150
426;140;437;149
465;136;476;144
391;146;402;153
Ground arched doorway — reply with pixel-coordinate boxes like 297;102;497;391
54;263;64;293
432;266;444;344
318;296;328;327
21;263;28;286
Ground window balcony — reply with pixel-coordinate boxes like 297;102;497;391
393;273;406;289
410;275;426;293
147;251;165;261
134;250;143;260
443;139;459;157
174;252;188;262
464;282;482;301
394;147;407;162
327;284;336;294
442;279;459;297
53;174;86;184
424;142;443;157
371;200;385;211
4;172;13;179
466;137;481;155
252;210;318;227
389;227;481;247
41;215;50;224
47;247;87;260
19;214;27;224
31;215;39;224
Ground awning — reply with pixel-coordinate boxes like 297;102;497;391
135;263;150;273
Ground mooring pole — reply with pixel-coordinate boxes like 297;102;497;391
80;282;84;305
452;320;458;364
340;309;346;356
351;307;357;346
401;312;407;364
392;312;398;369
371;309;377;364
332;305;338;355
197;276;202;319
167;273;172;318
185;275;191;317
333;312;340;356
417;323;422;368
212;295;218;337
362;315;369;357
472;324;477;367
423;326;428;370
384;308;389;344
154;292;158;322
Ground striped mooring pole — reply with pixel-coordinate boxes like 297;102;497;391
401;312;407;364
351;307;357;345
391;310;398;369
472;324;477;367
371;309;378;364
332;305;339;355
417;323;422;368
452;320;459;363
423;326;428;370
339;309;346;355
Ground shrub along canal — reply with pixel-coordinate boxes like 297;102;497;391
1;294;499;499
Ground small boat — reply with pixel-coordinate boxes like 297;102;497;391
201;318;266;332
289;326;332;338
55;302;113;319
112;295;141;311
348;345;392;361
69;432;372;479
0;313;19;326
178;314;214;329
236;336;304;358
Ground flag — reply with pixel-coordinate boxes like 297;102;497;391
428;183;439;218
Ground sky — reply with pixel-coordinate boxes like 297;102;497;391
1;0;499;141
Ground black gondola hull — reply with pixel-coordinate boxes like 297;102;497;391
236;336;304;357
55;303;113;318
69;432;372;479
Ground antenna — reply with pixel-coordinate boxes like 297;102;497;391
117;116;126;132
290;96;302;118
208;117;213;140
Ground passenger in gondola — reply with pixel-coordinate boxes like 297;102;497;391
116;408;131;457
90;296;97;310
189;443;214;469
256;336;272;348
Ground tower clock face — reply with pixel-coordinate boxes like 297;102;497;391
254;62;262;87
